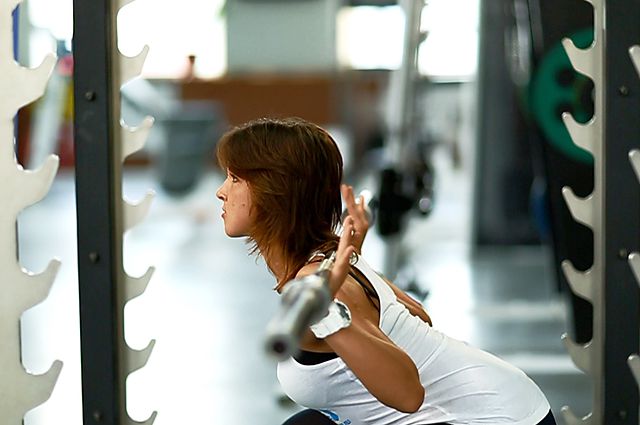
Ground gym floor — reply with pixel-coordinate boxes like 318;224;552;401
17;148;591;424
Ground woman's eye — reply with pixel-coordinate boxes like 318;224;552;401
230;175;239;183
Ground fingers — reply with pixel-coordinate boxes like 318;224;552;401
341;184;369;253
330;216;356;296
344;185;368;222
338;216;354;252
342;184;365;220
342;184;357;213
358;194;366;208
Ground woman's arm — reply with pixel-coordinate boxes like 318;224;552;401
324;278;425;413
297;218;424;412
295;272;424;412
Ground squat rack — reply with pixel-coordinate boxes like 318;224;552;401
1;0;640;424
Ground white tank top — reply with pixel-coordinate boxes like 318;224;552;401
277;255;550;425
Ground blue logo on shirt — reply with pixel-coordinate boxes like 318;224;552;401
319;410;351;425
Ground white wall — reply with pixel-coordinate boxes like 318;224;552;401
226;0;339;73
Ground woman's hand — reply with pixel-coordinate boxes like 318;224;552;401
341;184;369;254
328;216;356;297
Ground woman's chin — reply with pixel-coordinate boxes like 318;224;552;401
224;228;247;238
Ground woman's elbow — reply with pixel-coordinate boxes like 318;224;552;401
395;385;425;413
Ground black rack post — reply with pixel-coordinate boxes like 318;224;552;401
72;0;121;423
603;1;640;423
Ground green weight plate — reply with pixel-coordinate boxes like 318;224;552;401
529;28;594;164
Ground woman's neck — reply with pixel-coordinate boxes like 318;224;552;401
262;245;288;284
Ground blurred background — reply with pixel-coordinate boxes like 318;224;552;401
12;0;599;423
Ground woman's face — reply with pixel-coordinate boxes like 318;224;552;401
216;169;254;237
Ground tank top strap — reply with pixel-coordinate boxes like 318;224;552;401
306;250;326;264
351;255;397;310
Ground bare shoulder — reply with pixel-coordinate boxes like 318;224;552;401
295;264;364;305
294;262;380;326
295;261;322;279
335;273;380;326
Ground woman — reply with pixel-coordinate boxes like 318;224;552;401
215;117;556;425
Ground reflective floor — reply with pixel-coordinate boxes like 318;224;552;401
16;149;590;424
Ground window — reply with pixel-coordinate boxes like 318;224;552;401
336;5;404;70
27;0;227;79
336;0;479;81
117;0;226;79
419;0;479;81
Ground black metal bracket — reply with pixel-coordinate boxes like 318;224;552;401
73;0;122;423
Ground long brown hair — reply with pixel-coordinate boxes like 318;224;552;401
216;117;343;288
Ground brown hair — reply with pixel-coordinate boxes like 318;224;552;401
216;117;343;288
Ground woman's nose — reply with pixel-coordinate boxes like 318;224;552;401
216;185;225;201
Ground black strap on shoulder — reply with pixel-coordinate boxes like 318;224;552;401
349;267;380;312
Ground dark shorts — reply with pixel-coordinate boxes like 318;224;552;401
282;409;557;425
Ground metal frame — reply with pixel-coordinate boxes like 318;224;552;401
11;4;17;59
1;0;61;421
561;1;640;423
72;0;123;423
12;3;18;139
67;0;640;423
603;1;640;423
